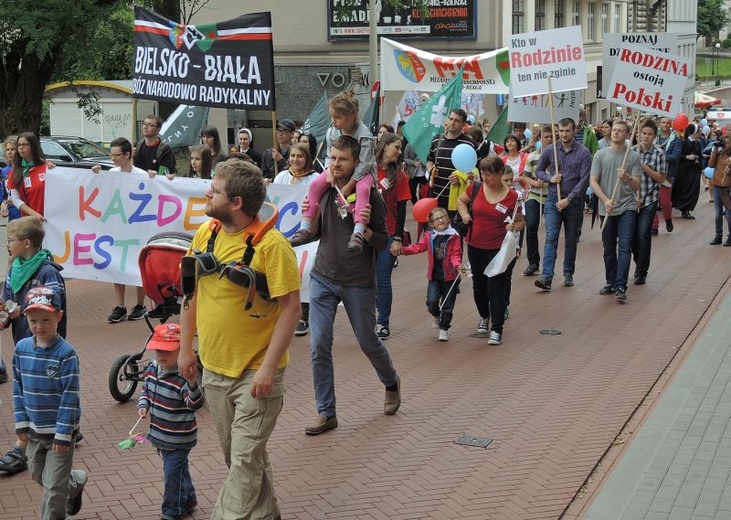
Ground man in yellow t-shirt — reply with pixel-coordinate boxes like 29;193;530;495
178;160;300;520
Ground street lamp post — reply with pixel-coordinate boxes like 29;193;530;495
715;42;721;86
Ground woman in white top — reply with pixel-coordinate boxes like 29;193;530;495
273;142;318;337
91;137;148;323
273;143;317;188
501;134;527;178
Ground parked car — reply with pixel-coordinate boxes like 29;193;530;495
40;136;115;170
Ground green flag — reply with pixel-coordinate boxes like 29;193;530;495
159;105;210;148
362;86;381;136
486;105;511;147
302;91;330;148
402;67;464;162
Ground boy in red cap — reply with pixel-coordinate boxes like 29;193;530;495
137;323;205;520
12;286;86;518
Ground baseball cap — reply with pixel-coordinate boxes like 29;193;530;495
24;287;62;314
276;119;295;132
146;323;182;351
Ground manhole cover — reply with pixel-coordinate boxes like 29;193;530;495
539;329;562;335
455;434;493;449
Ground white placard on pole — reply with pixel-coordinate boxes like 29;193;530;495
507;88;581;124
601;33;678;99
606;44;691;118
508;26;587;98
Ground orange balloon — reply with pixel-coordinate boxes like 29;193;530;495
412;197;438;223
673;113;689;133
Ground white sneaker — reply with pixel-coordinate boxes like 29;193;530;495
438;329;449;341
488;331;503;345
432;316;440;329
476;318;489;334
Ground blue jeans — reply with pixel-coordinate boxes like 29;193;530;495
309;273;399;417
632;201;658;277
427;278;459;330
524;198;542;267
160;448;196;519
601;210;637;290
542;194;582;279
713;186;731;239
375;236;396;327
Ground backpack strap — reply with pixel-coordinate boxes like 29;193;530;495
206;220;221;252
469;180;482;208
466;180;482;241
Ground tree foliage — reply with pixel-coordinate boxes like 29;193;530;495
698;0;731;41
0;0;186;136
0;0;118;135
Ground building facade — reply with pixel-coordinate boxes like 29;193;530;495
192;1;697;148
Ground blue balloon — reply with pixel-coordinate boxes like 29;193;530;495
704;167;715;179
703;125;711;135
451;143;478;173
701;118;709;127
524;128;532;141
535;141;542;150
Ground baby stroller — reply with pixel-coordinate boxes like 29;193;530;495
108;231;201;402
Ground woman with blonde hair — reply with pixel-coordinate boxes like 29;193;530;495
1;135;21;221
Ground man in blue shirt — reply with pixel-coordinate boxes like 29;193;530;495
534;118;592;290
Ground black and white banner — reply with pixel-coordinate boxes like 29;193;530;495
133;7;275;110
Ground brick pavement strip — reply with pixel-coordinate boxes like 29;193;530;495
1;201;730;519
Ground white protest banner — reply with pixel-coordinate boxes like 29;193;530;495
507;88;580;123
265;183;317;302
45;168;211;286
606;44;690;117
601;33;678;99
44;169;317;300
508;26;587;98
461;92;484;119
396;90;421;121
380;37;510;94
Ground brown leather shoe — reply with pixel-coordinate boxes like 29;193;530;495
384;376;401;415
305;414;338;435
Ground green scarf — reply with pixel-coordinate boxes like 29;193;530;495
21;158;33;177
10;249;54;293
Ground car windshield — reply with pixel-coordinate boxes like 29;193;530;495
58;139;109;159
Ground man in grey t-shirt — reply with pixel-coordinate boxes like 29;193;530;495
590;120;643;301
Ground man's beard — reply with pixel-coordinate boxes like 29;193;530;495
205;204;232;224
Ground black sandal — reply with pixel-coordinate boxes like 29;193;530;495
0;449;28;475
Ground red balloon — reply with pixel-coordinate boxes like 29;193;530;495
673;113;689;133
412;197;438;223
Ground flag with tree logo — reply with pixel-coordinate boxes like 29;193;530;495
402;67;464;162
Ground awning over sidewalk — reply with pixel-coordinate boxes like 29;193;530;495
695;91;722;108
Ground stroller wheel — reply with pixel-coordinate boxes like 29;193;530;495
109;354;141;402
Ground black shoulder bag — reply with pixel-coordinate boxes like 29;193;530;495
452;181;481;238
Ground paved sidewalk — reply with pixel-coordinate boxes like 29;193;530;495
1;197;730;519
579;280;731;520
